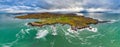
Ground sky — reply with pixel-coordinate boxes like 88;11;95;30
0;0;120;13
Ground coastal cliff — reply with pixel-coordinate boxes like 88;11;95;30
15;13;107;30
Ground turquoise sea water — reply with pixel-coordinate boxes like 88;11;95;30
0;13;120;47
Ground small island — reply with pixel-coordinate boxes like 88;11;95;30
15;13;108;30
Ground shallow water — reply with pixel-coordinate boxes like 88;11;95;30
0;13;120;47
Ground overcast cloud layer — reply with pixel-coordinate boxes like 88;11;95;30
0;0;120;13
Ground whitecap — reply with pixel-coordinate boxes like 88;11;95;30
79;28;86;31
20;29;26;34
86;27;98;32
24;22;29;26
50;26;57;36
78;26;98;32
65;32;70;35
25;29;31;34
52;32;57;36
108;19;118;23
35;30;49;39
67;28;75;33
2;45;10;47
67;28;78;33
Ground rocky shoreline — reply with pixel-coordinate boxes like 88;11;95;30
15;13;109;30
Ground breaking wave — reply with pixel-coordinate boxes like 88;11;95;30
108;19;118;23
33;24;98;39
35;30;49;39
0;22;103;47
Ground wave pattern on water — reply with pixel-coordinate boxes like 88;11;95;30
0;13;120;47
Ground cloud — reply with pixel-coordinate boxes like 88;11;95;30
0;0;119;13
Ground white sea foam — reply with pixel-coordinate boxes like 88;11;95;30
67;26;98;34
35;30;49;39
86;27;98;32
0;38;19;47
108;19;118;23
0;28;34;47
20;29;26;34
50;26;57;36
24;22;29;26
67;28;75;33
67;28;79;34
25;29;31;34
86;34;102;38
2;45;10;47
16;28;32;39
79;26;98;32
52;32;57;36
65;32;70;35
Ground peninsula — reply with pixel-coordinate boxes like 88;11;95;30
15;13;107;30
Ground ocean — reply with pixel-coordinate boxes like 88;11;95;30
0;13;120;47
